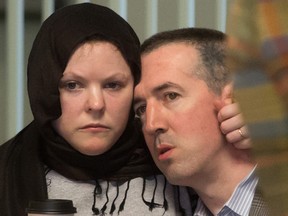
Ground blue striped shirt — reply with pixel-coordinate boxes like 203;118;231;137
194;166;258;216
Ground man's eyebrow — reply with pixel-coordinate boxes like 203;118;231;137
152;82;183;93
134;82;183;105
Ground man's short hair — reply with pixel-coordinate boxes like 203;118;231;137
141;28;231;94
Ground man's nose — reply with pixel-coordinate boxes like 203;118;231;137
143;102;167;135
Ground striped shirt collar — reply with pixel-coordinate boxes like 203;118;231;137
194;166;258;216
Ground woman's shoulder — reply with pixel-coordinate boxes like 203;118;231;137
0;121;40;164
0;135;18;160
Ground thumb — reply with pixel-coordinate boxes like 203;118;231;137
214;97;233;112
214;100;224;112
214;97;234;122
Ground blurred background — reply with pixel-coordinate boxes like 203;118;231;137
0;0;231;144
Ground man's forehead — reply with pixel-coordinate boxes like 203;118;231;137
134;82;147;105
136;42;200;96
134;82;143;95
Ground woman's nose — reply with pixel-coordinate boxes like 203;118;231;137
85;88;105;113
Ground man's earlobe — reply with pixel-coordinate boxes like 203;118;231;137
221;83;233;105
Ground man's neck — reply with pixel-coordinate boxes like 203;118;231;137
192;153;255;215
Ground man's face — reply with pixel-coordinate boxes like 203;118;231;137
134;43;227;187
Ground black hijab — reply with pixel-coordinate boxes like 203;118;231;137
0;3;159;216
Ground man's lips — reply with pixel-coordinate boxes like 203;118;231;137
157;144;174;161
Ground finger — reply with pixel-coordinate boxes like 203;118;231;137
220;114;244;134
214;100;225;113
225;126;250;143
222;103;240;119
218;103;240;122
232;138;252;150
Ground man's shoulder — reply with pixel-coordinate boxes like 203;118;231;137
249;187;270;216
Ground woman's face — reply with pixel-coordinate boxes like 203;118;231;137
52;41;134;156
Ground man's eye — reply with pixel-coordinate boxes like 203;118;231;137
135;105;146;118
165;92;179;100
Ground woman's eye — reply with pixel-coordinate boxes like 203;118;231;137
66;82;78;89
65;81;82;90
60;81;81;91
105;82;121;90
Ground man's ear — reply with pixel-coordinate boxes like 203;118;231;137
221;83;233;105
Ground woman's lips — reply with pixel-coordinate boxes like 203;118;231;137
80;123;110;132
